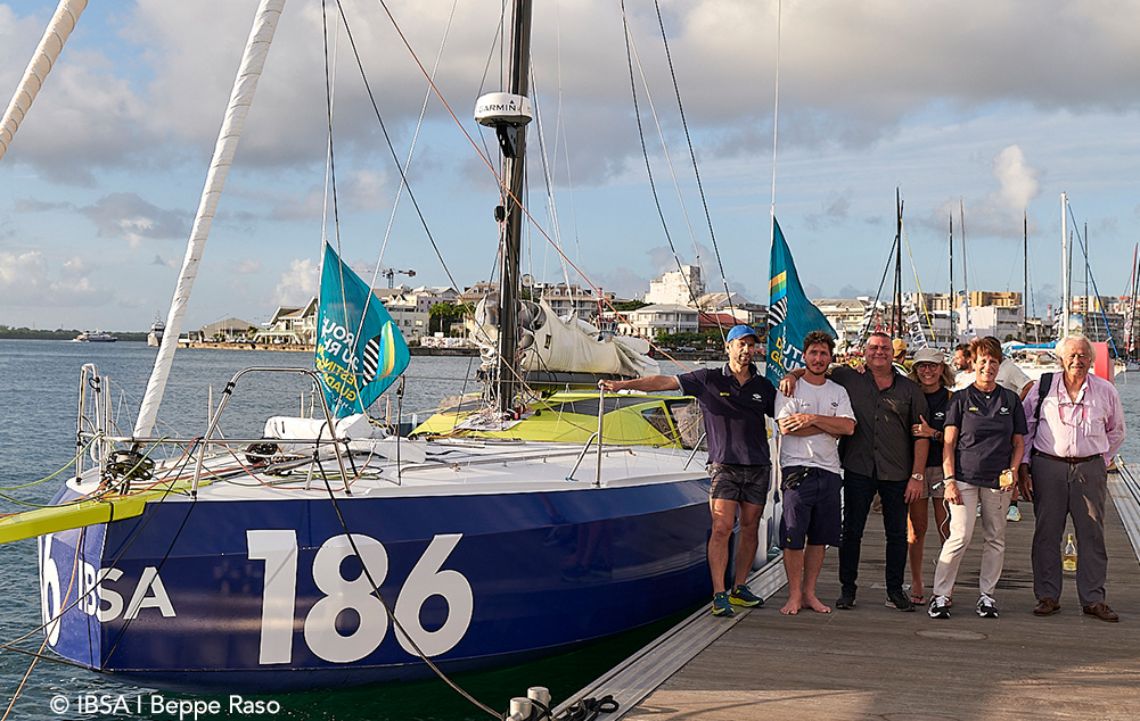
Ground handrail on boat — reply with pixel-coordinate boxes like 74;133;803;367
190;367;353;498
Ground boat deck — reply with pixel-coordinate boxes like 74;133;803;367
609;477;1140;720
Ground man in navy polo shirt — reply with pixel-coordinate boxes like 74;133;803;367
602;324;775;617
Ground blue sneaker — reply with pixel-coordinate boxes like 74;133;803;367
711;592;735;617
729;584;764;607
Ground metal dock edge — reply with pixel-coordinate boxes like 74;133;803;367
1109;460;1140;562
553;557;786;720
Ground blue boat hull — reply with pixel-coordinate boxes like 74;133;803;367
40;479;713;691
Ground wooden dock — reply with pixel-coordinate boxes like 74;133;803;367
616;483;1140;721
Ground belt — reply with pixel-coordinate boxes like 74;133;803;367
1033;450;1102;465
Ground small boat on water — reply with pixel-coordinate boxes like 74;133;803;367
73;330;117;343
146;320;165;348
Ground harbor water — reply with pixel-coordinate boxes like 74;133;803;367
2;339;1138;719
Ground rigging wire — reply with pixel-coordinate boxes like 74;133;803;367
368;0;696;372
618;1;703;315
373;0;461;282
651;0;736;319
625;27;706;295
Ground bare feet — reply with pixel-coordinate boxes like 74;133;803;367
780;596;802;615
803;594;832;613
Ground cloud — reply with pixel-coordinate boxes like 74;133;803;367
920;144;1042;239
804;192;852;231
0;250;110;307
151;254;174;268
235;259;262;275
273;258;318;306
79;193;189;248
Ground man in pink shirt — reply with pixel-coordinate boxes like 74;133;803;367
1018;335;1126;622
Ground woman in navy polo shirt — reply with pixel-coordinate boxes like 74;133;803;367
928;337;1026;620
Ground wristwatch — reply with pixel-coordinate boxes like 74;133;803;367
910;472;924;481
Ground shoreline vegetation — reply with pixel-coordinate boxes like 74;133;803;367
0;328;723;360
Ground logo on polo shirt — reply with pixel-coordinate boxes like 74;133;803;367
752;393;764;402
968;406;979;412
934;411;945;420
999;406;1010;415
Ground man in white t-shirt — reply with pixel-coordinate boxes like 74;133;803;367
775;331;856;615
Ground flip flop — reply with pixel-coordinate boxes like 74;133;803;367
910;593;926;605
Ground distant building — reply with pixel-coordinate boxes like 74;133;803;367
195;317;258;342
815;298;868;348
618;303;699;339
645;265;704;306
533;281;613;319
256;299;318;345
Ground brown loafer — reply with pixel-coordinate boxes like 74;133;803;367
1033;598;1061;616
1082;602;1119;622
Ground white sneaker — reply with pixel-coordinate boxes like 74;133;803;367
976;594;999;618
1007;505;1022;522
928;595;951;619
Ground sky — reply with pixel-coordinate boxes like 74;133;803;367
2;0;1139;332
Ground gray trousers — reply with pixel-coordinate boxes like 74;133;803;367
1030;455;1109;606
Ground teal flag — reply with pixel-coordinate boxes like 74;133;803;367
766;218;836;384
315;243;410;417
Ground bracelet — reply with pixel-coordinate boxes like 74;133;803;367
944;477;957;484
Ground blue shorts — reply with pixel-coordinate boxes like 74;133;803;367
779;466;842;550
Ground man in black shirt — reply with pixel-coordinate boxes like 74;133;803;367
782;331;929;611
602;325;775;617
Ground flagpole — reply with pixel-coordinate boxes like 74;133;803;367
768;0;782;243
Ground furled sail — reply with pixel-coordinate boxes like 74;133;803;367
474;298;658;378
315;243;410;418
0;0;88;162
133;0;286;437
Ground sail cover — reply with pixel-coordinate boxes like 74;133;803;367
315;243;410;417
766;217;836;384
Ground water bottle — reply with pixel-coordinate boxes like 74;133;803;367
1062;533;1078;572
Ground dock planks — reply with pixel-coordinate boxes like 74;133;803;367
625;495;1140;721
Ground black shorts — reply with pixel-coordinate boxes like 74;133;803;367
708;463;772;506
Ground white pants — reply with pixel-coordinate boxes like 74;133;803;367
932;482;1011;598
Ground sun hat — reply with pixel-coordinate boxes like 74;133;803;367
726;324;759;343
912;348;946;365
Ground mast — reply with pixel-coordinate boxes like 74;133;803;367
960;199;971;338
893;188;903;337
483;0;533;414
1023;211;1028;342
948;214;954;347
1061;192;1070;340
133;0;286;437
0;0;88;163
1128;244;1139;359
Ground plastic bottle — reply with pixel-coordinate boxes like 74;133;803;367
1062;533;1078;572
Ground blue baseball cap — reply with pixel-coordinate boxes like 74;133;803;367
725;324;759;343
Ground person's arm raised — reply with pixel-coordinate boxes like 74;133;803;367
599;375;681;393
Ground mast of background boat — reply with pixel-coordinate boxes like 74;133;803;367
0;0;87;162
133;0;286;437
1128;244;1139;360
948;214;953;347
492;0;533;414
1061;192;1070;339
960;199;971;339
1023;211;1028;342
892;189;904;337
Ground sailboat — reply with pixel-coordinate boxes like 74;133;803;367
4;0;741;692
